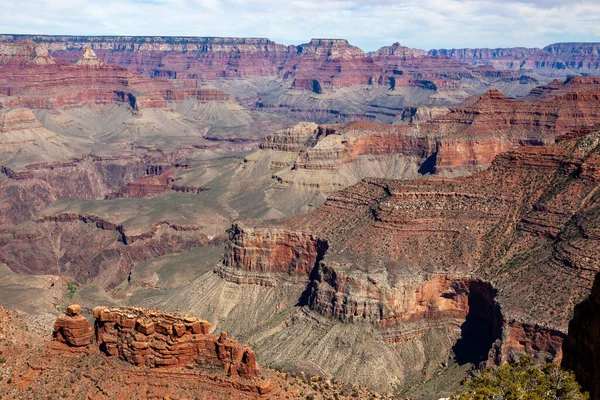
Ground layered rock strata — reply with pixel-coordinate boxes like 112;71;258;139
216;127;600;382
216;222;328;286
255;80;600;198
92;306;260;379
0;41;232;110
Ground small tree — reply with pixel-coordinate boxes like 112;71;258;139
66;283;77;299
452;355;588;400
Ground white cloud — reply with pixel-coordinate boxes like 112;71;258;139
0;0;598;51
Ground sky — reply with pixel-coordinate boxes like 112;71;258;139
2;0;600;51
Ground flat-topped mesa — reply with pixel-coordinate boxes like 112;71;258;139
53;304;94;347
298;39;365;59
92;306;261;379
216;222;328;286
75;46;101;66
259;122;320;152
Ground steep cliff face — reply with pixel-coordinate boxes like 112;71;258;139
216;222;328;286
298;128;600;330
563;273;600;400
275;128;599;367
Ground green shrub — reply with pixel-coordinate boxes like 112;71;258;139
452;355;588;400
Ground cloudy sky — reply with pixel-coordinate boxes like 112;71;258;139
2;0;600;51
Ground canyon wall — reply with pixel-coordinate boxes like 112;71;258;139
0;35;535;95
206;126;600;392
429;42;600;75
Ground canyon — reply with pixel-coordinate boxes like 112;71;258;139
0;33;599;399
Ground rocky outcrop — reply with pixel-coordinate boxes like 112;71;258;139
0;39;56;66
371;42;427;58
93;306;261;379
53;304;93;347
307;267;489;326
563;273;600;400
216;222;328;286
492;320;565;364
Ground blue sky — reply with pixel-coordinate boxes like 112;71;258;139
2;0;599;51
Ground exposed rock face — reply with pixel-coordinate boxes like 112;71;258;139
53;304;93;347
493;320;565;364
93;306;261;379
429;42;600;75
0;108;43;133
0;39;55;66
216;222;328;286
563;273;600;400
297;128;600;331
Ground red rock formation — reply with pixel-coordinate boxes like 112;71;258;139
93;306;261;379
259;122;320;152
493;320;565;364
53;304;93;347
0;304;384;399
